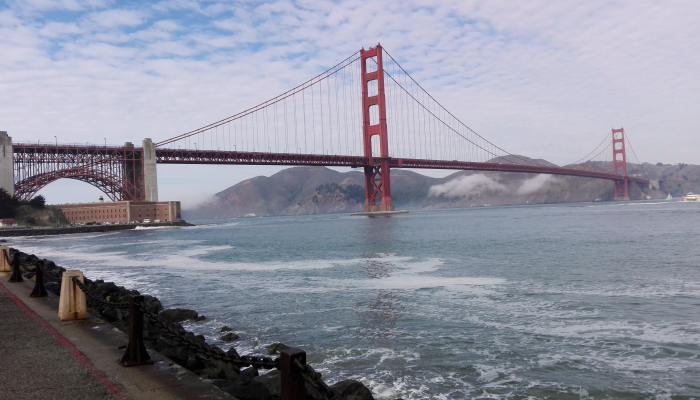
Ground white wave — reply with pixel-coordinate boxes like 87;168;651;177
185;221;242;230
133;225;181;230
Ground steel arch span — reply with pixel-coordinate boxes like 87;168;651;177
14;167;140;202
12;143;145;201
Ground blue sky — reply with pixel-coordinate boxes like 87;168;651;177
2;0;699;206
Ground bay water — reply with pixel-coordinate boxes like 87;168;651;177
6;201;700;399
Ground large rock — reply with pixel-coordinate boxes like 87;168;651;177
266;343;290;354
159;308;199;323
160;346;190;365
220;332;239;342
226;347;240;359
253;369;345;400
253;370;281;398
220;378;272;400
330;380;374;400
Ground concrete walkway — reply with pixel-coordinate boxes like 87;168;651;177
0;273;234;400
0;281;119;400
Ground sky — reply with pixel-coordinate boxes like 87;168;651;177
1;0;699;206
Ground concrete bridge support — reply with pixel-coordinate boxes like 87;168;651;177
0;132;13;197
142;138;158;202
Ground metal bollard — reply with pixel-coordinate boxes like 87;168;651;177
30;261;48;298
8;254;23;282
120;296;154;367
280;348;307;400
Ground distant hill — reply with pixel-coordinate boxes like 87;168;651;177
583;161;700;197
184;161;699;220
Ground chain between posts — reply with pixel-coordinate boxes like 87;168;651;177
72;277;131;309
35;260;62;283
294;358;341;400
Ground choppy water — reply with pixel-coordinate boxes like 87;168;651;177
5;201;700;399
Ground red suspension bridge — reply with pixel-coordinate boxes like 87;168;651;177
0;44;651;209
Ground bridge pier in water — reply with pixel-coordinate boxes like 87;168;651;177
0;131;13;197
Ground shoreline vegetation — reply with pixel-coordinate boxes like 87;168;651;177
5;247;374;400
1;188;70;227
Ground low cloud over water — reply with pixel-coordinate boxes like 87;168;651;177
429;173;559;198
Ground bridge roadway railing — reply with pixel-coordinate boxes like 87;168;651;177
13;142;132;151
2;249;341;400
155;148;650;185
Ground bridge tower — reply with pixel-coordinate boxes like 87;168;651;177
360;44;394;213
612;128;629;201
0;131;13;197
142;138;158;202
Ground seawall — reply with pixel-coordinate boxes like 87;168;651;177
0;221;194;237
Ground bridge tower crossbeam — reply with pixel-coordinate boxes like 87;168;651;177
360;44;394;213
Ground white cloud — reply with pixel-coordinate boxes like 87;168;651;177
87;9;146;29
39;22;83;37
429;173;560;198
1;0;699;205
516;174;558;195
428;174;508;198
8;0;109;13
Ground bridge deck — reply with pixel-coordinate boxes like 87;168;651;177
154;148;650;185
9;144;650;186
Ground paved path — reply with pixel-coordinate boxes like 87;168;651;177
0;272;234;400
0;282;120;400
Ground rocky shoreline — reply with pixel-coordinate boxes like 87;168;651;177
0;221;195;237
7;247;375;400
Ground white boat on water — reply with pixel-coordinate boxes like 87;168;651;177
683;193;700;201
667;193;672;200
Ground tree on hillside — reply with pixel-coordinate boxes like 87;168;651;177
28;195;46;208
0;188;19;218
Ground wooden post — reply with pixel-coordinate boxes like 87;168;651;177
0;246;10;272
58;270;88;321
